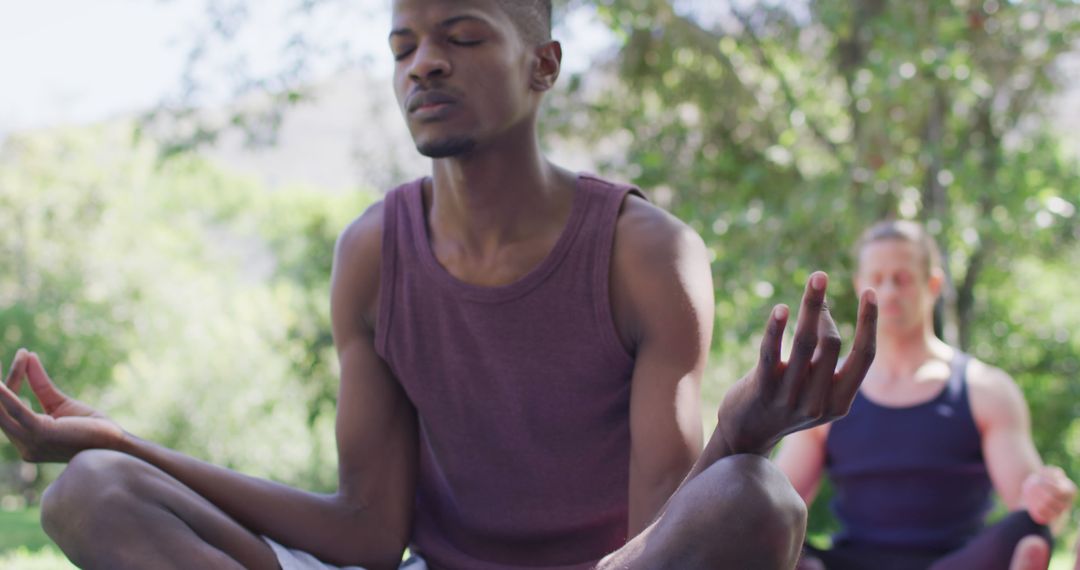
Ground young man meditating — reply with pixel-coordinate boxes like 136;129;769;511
777;220;1076;570
0;1;877;568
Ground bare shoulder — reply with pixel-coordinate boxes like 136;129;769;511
965;357;1029;430
610;193;713;349
332;200;386;330
613;194;709;273
336;200;385;264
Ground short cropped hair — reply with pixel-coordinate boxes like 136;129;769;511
855;220;943;279
496;0;552;44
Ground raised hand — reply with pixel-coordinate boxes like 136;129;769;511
0;349;125;463
718;272;877;456
1021;465;1077;526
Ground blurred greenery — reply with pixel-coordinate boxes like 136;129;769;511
1;0;1079;564
547;0;1080;539
0;124;376;502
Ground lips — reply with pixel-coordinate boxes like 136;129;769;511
407;90;458;114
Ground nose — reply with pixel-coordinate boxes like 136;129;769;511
874;281;905;308
408;40;451;83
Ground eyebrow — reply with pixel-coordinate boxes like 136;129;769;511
389;14;490;40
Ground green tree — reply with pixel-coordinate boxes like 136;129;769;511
0;124;376;498
552;0;1080;535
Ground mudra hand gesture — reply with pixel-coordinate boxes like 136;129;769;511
719;271;878;455
0;349;125;463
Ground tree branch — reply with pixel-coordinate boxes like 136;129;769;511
727;7;845;160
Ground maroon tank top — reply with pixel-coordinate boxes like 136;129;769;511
375;174;641;569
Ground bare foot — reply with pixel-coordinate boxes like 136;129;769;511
1009;535;1050;570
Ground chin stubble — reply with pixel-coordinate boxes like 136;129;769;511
416;136;478;159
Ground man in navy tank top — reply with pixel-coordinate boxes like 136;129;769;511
777;220;1076;570
0;1;880;568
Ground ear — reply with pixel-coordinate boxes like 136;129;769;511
530;40;562;92
927;266;945;300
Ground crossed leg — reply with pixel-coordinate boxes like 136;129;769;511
41;451;804;570
40;449;279;570
796;511;1052;570
602;454;808;570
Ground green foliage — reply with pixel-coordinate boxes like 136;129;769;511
0;124;377;495
557;0;1080;537
0;546;75;570
1;0;1078;556
0;508;53;553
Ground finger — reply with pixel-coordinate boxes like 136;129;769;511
3;348;28;393
1042;486;1074;509
1029;469;1074;499
0;402;28;444
1027;489;1072;522
1029;484;1069;509
1044;475;1077;499
1031;505;1056;526
804;299;842;418
1045;465;1071;485
757;305;789;399
26;353;67;411
835;288;878;403
785;272;829;379
0;378;34;427
759;305;789;372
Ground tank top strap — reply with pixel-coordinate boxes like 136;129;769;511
579;175;643;363
375;179;419;360
945;351;972;404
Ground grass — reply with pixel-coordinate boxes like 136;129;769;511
0;507;75;569
0;507;53;552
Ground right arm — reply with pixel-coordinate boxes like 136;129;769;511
0;201;417;569
773;425;829;505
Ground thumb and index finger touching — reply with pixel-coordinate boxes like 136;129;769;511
0;349;65;413
3;348;30;393
0;350;67;440
24;352;66;408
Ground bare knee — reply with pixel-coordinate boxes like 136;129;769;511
660;454;807;569
41;450;148;542
711;455;805;541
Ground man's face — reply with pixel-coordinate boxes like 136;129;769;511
389;0;536;158
855;239;939;334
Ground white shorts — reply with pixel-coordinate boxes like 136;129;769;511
263;536;428;570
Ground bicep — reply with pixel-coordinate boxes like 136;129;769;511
773;428;827;504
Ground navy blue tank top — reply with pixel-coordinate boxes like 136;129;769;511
825;353;994;551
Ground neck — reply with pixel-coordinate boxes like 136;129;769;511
427;123;571;252
872;319;951;381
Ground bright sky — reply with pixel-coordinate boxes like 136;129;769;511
0;1;615;137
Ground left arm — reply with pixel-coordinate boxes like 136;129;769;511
970;361;1076;525
611;196;713;537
